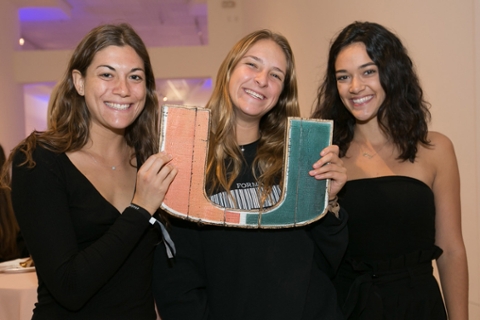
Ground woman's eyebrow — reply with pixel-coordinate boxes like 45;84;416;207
243;55;286;75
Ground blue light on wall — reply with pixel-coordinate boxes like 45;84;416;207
19;7;70;22
202;78;212;89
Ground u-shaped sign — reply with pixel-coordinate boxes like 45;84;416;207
159;105;333;228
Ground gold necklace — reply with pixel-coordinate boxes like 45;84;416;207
362;150;377;159
85;151;119;171
359;141;389;159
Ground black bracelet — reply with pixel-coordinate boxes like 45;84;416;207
129;204;175;258
327;197;340;218
328;196;338;203
129;203;152;221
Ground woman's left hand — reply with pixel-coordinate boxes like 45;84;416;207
309;145;347;200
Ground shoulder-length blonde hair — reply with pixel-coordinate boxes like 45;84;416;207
206;29;300;208
1;23;158;186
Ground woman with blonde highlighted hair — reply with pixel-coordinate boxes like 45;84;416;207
205;30;300;208
153;29;348;320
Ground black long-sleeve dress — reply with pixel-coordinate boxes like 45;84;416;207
11;145;161;319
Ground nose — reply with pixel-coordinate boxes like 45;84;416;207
349;75;365;94
113;78;130;97
254;70;268;87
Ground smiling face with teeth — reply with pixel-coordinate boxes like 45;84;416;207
228;39;287;126
72;45;147;133
334;42;386;124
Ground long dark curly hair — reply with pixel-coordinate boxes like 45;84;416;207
312;21;431;162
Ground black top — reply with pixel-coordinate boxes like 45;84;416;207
11;145;160;320
153;141;348;320
208;140;281;210
341;176;436;261
334;176;446;319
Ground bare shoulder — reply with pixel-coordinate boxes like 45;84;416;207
420;131;458;172
425;131;456;156
427;131;453;146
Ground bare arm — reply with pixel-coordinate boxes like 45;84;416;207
430;132;468;320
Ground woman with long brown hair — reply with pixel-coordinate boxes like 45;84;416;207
153;29;348;320
1;24;177;319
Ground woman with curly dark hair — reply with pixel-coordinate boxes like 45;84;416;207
1;23;177;319
312;21;468;320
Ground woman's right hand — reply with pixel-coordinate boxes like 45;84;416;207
131;152;178;215
309;145;347;200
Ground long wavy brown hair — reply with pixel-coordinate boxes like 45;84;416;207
0;23;159;186
206;29;300;208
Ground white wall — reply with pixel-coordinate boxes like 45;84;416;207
0;0;25;155
23;90;48;136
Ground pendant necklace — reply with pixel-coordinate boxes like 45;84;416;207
362;150;376;159
86;151;119;171
360;140;388;159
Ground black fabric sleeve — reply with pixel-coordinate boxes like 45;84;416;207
153;218;210;320
308;207;349;278
11;147;151;311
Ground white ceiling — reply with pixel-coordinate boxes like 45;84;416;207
19;0;208;50
17;0;212;110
